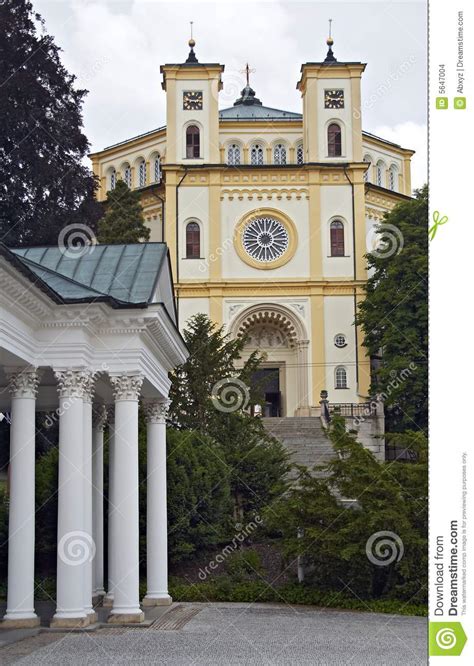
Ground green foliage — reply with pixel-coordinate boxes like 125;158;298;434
139;426;232;562
97;180;150;244
169;578;426;616
34;446;58;573
224;549;264;581
169;314;290;518
266;417;427;604
0;0;101;246
356;185;428;431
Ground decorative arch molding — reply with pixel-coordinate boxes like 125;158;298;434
230;303;307;349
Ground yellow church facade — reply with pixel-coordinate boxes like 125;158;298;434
90;39;414;418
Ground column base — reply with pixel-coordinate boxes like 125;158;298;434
142;594;173;607
86;610;98;624
1;615;40;629
107;611;144;624
50;614;90;629
102;595;114;608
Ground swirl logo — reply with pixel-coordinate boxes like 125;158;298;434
211;377;250;413
58;531;96;567
367;223;404;259
435;628;457;650
218;71;246;104
58;224;97;258
365;531;404;566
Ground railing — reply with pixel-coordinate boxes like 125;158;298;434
329;403;377;418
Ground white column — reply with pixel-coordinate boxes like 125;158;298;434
296;340;310;413
108;375;144;623
142;400;172;606
103;406;116;608
92;405;107;599
82;376;96;622
51;370;89;628
2;368;41;628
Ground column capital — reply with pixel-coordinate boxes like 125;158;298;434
54;369;92;399
92;404;108;430
7;367;42;399
143;399;170;424
110;375;143;402
83;373;96;404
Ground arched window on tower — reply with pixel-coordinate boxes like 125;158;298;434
363;156;372;182
123;164;131;188
328;123;342;157
186;125;200;158
138;159;146;187
153;155;161;182
330;220;345;256
296;143;304;166
186;222;201;258
335;366;348;389
227;144;241;165
376;161;385;187
389;165;398;191
251;143;264;165
109;169;116;191
273;143;287;165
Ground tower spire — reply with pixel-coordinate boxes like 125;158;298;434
324;18;337;63
185;21;198;63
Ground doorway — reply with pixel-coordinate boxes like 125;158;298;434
251;368;281;417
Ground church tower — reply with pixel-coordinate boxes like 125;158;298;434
297;29;366;163
160;35;224;164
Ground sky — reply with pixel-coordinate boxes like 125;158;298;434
34;0;427;188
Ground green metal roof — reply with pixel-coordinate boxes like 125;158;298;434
219;105;301;121
4;243;177;322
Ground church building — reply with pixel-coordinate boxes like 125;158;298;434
89;36;414;419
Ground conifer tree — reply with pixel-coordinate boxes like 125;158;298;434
97;180;150;244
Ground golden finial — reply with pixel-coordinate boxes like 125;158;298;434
327;18;334;46
188;21;195;48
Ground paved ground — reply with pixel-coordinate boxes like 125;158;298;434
0;602;427;665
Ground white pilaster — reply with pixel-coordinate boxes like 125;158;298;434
92;405;107;599
51;369;90;628
1;368;41;628
107;375;144;623
142;400;172;606
82;376;96;622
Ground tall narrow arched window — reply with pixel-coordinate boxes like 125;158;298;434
389;165;398;191
335;366;348;389
328;123;342;157
123;164;131;188
186;222;201;258
363;156;372;182
296;143;304;166
227;143;241;165
109;169;116;191
273;143;287;165
376;161;385;187
330;220;345;256
138;160;146;187
186;125;200;158
251;143;264;165
153;155;161;182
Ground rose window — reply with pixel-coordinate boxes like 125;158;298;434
242;216;289;263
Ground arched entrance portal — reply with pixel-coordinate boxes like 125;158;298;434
230;304;310;417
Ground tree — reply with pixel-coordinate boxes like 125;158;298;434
97;180;150;244
0;0;101;246
169;314;290;519
267;417;427;603
356;185;428;431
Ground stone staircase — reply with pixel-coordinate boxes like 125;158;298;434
262;417;336;474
